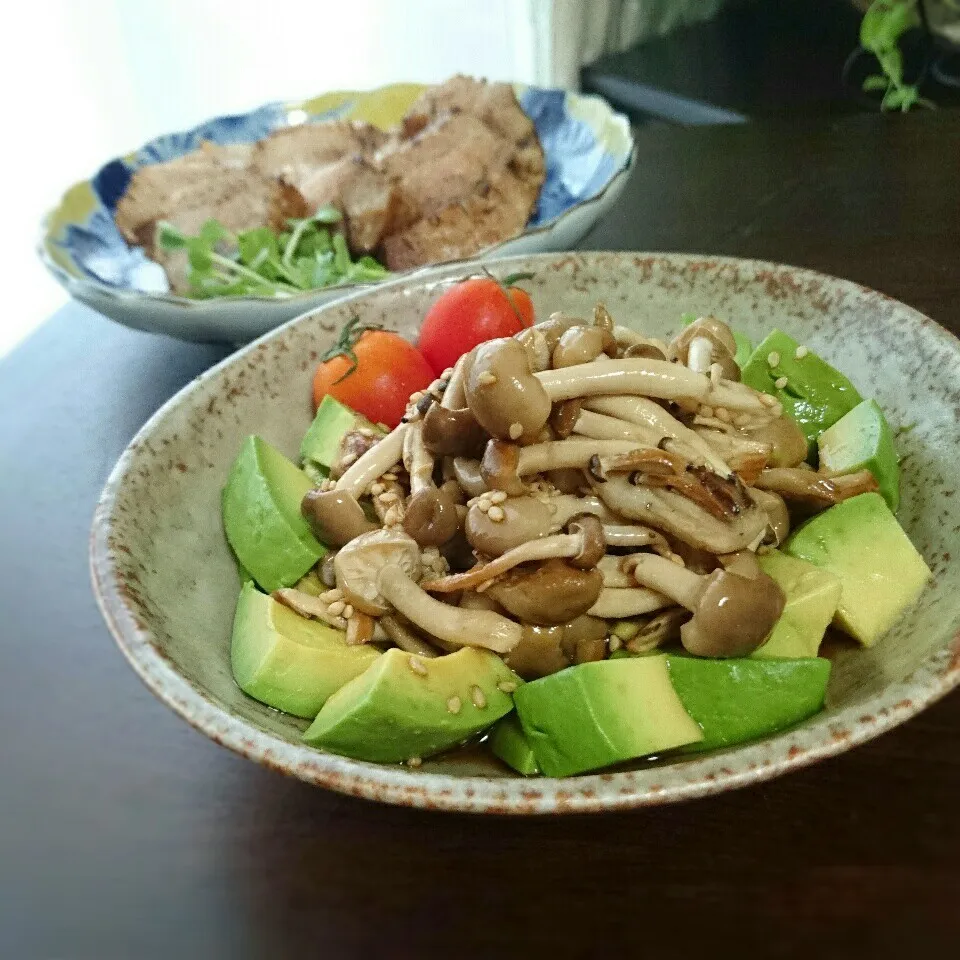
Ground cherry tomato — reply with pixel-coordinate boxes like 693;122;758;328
417;276;535;375
312;319;434;428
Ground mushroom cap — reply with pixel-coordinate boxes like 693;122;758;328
536;315;587;353
487;557;604;626
480;440;527;496
452;457;487;498
551;326;616;369
748;488;791;545
680;568;786;657
549;398;582;439
503;624;570;679
669;317;740;380
301;489;377;547
465;495;555;556
334;528;422;615
402;487;460;547
565;514;606;569
514;326;552;373
745;416;808;468
560;615;609;664
421;403;487;458
465;337;551;441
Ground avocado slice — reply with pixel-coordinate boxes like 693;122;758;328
668;655;831;751
817;399;900;511
784;492;930;647
231;582;380;718
304;647;519;763
488;713;540;776
513;655;703;777
222;435;327;593
755;550;842;659
300;395;384;483
741;330;863;456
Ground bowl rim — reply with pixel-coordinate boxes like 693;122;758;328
89;251;960;814
38;84;636;309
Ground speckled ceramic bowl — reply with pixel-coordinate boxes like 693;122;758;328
90;252;960;813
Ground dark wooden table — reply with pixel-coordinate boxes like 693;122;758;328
3;112;960;959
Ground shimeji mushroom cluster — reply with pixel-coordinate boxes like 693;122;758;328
289;307;880;675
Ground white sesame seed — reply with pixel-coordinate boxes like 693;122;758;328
342;604;354;619
476;499;491;513
383;506;402;527
714;407;732;423
735;413;754;428
795;345;809;359
382;472;398;482
477;371;498;386
489;491;508;504
608;635;623;652
320;588;343;602
378;491;400;504
700;406;714;419
471;685;487;709
408;391;425;404
767;351;780;367
357;427;377;439
340;452;357;468
407;756;422;767
409;656;428;676
497;681;517;694
487;506;505;522
508;422;523;440
327;600;345;616
760;393;779;408
447;695;462;714
370;482;385;495
774;376;789;390
320;479;336;492
442;367;455;379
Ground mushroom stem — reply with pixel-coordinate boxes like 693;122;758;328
601;524;670;550
377;565;521;653
272;588;348;631
336;424;407;497
620;553;703;609
583;395;731;476
587;587;672;618
754;467;879;505
427;514;605;593
593;476;769;554
441;356;467;410
452;457;487;497
704;379;781;418
536;357;710;404
597;555;633;588
402;420;435;495
687;336;714;374
484;438;651;490
572;409;664;446
379;615;441;658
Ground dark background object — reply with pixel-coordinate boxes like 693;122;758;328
2;112;960;958
582;0;959;124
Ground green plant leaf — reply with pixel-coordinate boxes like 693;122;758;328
878;46;904;86
237;227;279;266
198;218;229;248
155;221;187;250
186;238;214;271
314;205;342;224
862;73;890;91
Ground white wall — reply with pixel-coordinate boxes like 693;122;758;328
1;0;538;357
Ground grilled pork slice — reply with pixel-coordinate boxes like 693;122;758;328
253;121;387;193
298;155;399;254
137;173;306;294
381;164;537;271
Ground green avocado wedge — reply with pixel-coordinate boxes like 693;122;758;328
741;329;863;456
304;648;519;763
667;655;832;752
488;713;540;776
818;399;900;511
231;582;380;718
300;395;384;483
785;492;930;647
513;655;703;777
222;435;326;593
755;551;842;659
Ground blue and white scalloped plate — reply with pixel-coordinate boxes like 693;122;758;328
39;83;635;343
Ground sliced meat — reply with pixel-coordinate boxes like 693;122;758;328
381;164;537;271
137;172;306;294
253;120;387;191
298;155;399;254
378;113;514;221
404;74;538;148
